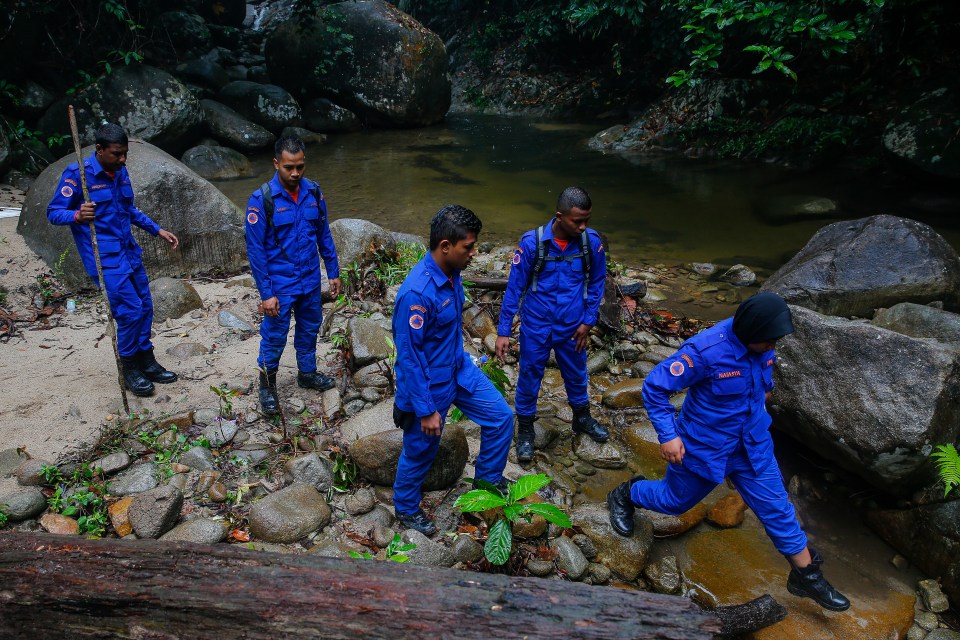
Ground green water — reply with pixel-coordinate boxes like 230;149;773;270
212;115;960;269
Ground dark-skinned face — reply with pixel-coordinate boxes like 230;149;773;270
553;206;591;241
274;150;305;192
96;143;128;172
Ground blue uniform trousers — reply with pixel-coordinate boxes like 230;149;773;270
257;286;323;372
515;325;589;417
103;264;154;358
393;377;513;515
631;442;808;556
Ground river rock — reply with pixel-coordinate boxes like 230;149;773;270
18;140;247;290
248;483;331;543
38;65;200;152
179;446;215;471
349;424;468;489
265;0;450;127
158;11;211;57
159;518;227;544
718;264;756;287
108;462;159;496
218;81;302;133
353;362;391;389
345;487;376;516
329;218;397;269
150;277;204;322
707;492;747;528
570;502;653;581
232;443;272;465
17;80;54;117
176;58;230;91
573;436;626;469
644;555;683;594
204;420;239;447
218;310;253;331
641;502;707;538
0;487;46;521
761;215;960;317
754;194;841;225
511;495;548;539
303;98;362;133
283;453;333;493
166;342;209;358
201;99;275;152
883;87;960;182
129;485;184;538
400;529;454;566
866;500;960;607
90;452;131;476
0;448;29;477
919;578;951;613
181;145;254;180
550;535;589;581
13;458;49;486
872;303;960;345
450;533;484;564
340;401;395;443
341;504;395;538
108;496;134;537
39;512;80;535
348;317;394;366
462;303;497;341
602;378;645;409
772;305;960;493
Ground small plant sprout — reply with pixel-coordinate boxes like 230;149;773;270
454;474;571;566
349;533;416;562
931;444;960;497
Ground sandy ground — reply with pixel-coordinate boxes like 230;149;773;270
0;204;339;496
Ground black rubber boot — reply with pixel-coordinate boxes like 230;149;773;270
395;508;438;536
297;370;336;392
786;549;851;612
516;415;536;463
139;347;177;383
607;475;645;536
571;403;609;442
259;369;279;416
120;355;154;397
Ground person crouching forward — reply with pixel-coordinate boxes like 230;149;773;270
390;205;514;536
606;293;850;612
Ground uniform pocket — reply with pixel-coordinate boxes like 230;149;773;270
711;372;747;395
120;184;135;202
88;188;112;204
272;210;295;227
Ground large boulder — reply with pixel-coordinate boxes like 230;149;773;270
303;98;362;133
569;502;654;581
247;483;331;544
762;215;960;317
883;88;960;182
771;305;960;494
329;218;397;269
872;303;960;345
265;0;450;127
201;99;275;152
149;277;204;322
348;423;468;489
347;316;393;367
217;81;302;133
181;144;254;180
157;11;212;58
18;140;246;289
38;65;200;154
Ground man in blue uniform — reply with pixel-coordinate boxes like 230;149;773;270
245;136;341;415
392;205;514;535
495;186;608;463
47;123;180;397
607;293;850;611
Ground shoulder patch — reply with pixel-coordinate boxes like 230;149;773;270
409;314;424;330
60;185;74;198
409;304;427;314
247;212;259;225
512;251;521;265
680;353;694;368
669;361;685;377
766;357;775;367
64;178;77;187
248;206;261;214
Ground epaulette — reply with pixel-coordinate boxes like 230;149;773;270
410;268;433;294
690;327;727;353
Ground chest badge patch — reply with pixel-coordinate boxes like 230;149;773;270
60;185;74;198
669;361;685;377
247;212;258;225
409;314;424;330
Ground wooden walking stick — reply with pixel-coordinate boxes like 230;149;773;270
68;105;130;414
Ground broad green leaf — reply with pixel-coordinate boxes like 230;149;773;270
454;489;507;512
471;478;505;496
484;518;513;566
504;504;524;522
509;474;552;501
524;503;572;528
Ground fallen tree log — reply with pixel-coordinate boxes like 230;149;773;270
712;595;787;638
0;532;721;640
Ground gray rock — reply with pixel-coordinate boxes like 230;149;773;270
129;485;184;538
340;400;395;443
773;306;960;493
218;81;302;133
586;353;609;376
176;58;230;91
573;436;626;469
345;487;376;516
193;408;220;426
233;444;273;465
19;140;247;290
283;453;333;493
927;631;960;640
873;303;960;344
754;195;841;225
919;578;951;613
353;362;391;389
180;446;215;471
462;303;496;341
90;452;131;476
159;518;227;544
451;534;484;564
248;483;331;543
602;378;644;409
329;218;398;271
883;88;960;182
691;262;717;277
201;99;275;152
302;98;362;133
0;448;29;477
0;487;47;521
719;264;756;287
321;388;342;419
349;424;468;489
266;1;449;127
373;524;396;548
916;610;939;632
166;342;209;359
550;536;589;581
402;529;456;567
588;562;612;584
181;145;254;180
151;277;205;323
571;533;597;560
281;126;327;144
906;624;926;640
218;310;254;331
348;317;395;367
342;504;395;537
643;555;683;594
204;420;239;447
526;559;555;577
762;215;960;317
14;458;49;486
344;399;365;416
570;503;653;581
158;11;211;58
360;387;382;403
108;463;159;497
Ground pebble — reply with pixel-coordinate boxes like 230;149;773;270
526;559;555;577
218;310;253;331
208;482;228;502
40;513;79;535
919;579;950;613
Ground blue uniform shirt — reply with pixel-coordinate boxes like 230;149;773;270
244;174;339;300
641;318;777;483
497;221;606;336
46;153;161;281
393;253;485;419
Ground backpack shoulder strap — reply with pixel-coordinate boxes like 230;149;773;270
259;182;274;224
530;223;550;293
580;230;591;299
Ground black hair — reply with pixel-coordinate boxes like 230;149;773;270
95;123;128;148
733;292;794;344
557;186;591;214
429;205;482;250
274;135;306;159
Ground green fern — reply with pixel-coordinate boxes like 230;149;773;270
931;444;960;497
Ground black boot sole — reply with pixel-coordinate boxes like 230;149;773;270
144;373;178;384
787;581;851;612
126;385;155;397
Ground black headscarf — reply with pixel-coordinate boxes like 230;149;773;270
733;292;794;345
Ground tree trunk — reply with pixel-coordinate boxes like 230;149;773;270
0;532;721;640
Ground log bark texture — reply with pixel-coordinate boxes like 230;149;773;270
712;595;787;638
0;532;720;640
